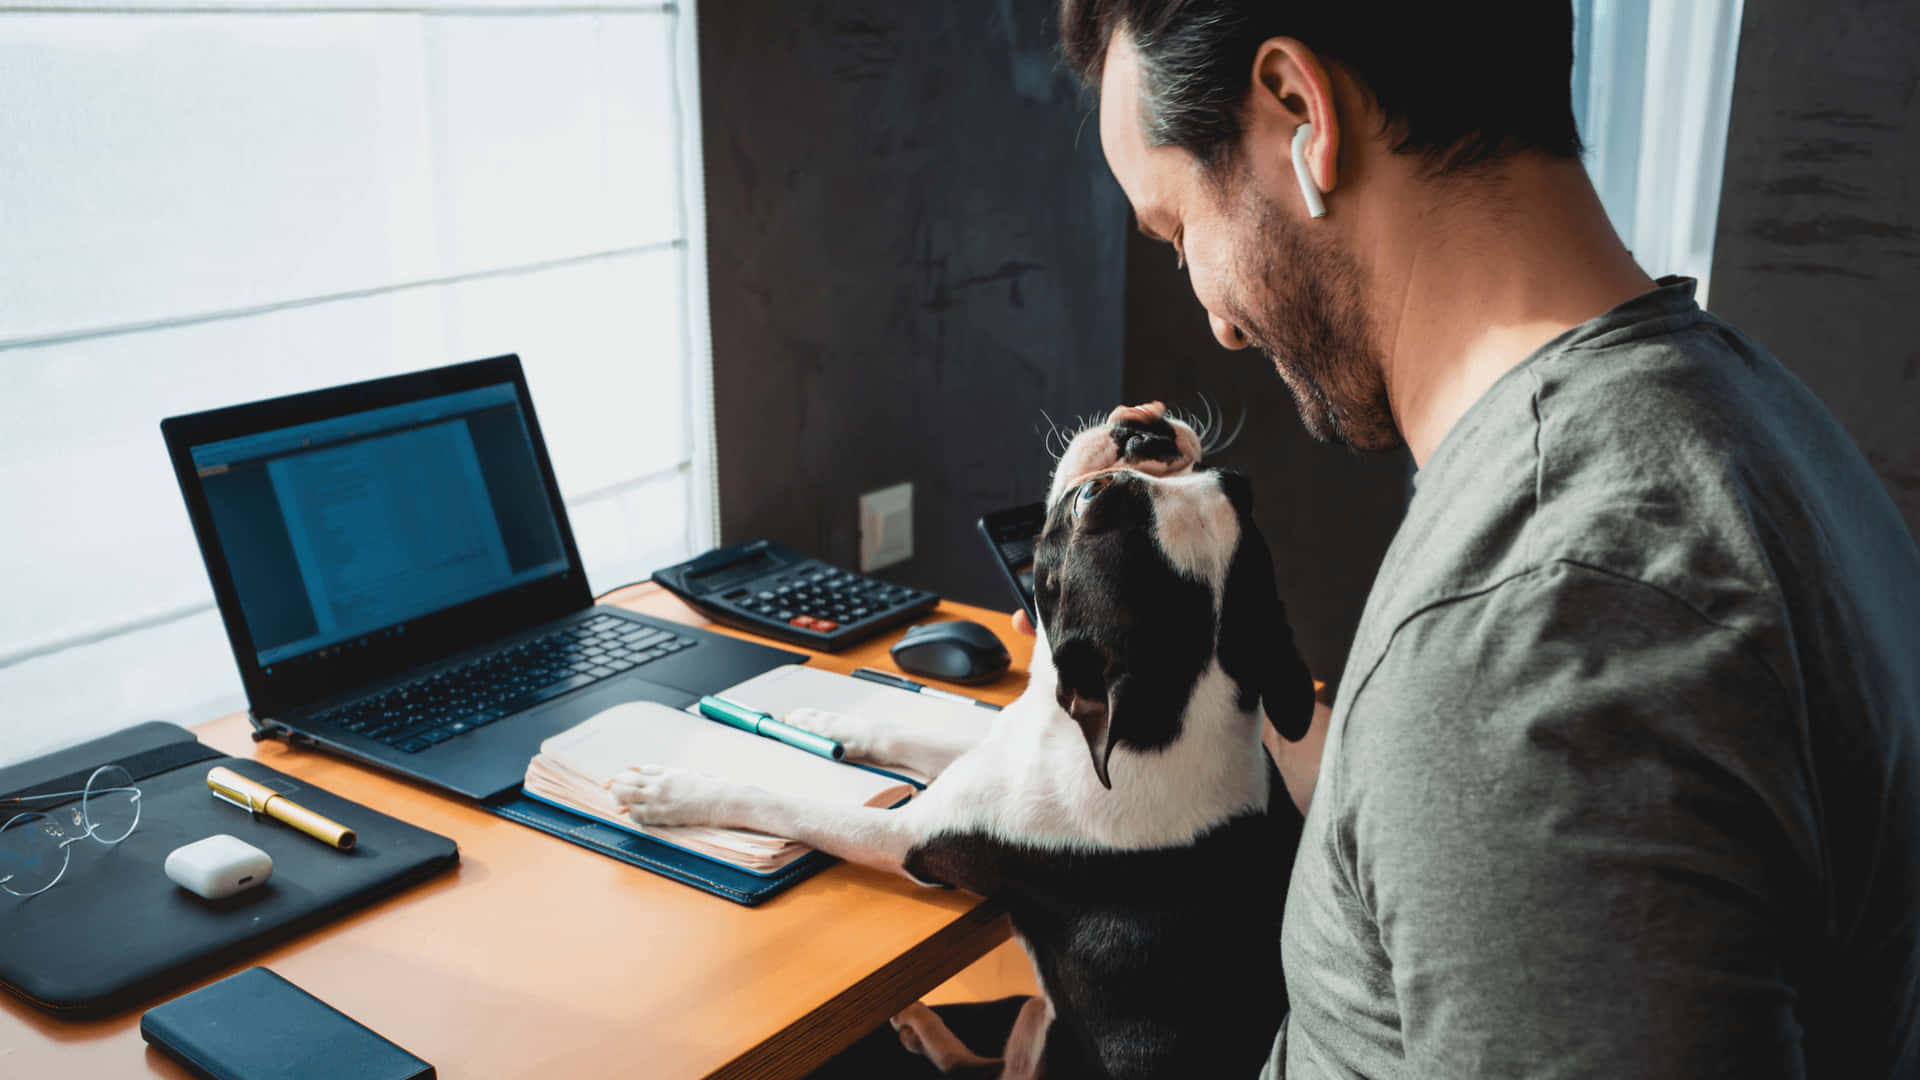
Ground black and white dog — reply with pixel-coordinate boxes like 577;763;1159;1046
615;412;1312;1079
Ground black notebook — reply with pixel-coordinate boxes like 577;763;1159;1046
0;722;457;1018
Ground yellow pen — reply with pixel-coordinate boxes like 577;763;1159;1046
207;766;357;850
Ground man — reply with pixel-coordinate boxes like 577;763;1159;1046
1056;1;1920;1077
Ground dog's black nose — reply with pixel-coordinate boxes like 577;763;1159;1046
1111;418;1179;464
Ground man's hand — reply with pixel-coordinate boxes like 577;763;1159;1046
1106;401;1165;425
1265;693;1331;815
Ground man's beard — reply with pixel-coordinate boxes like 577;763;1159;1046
1224;188;1399;454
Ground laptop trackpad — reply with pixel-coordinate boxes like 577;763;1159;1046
429;672;699;802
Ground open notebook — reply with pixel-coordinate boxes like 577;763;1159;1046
522;666;988;874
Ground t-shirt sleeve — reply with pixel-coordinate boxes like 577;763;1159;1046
1340;562;1820;1078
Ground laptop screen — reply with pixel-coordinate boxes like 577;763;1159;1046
188;382;569;672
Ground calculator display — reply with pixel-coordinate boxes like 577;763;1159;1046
653;540;940;652
687;551;779;593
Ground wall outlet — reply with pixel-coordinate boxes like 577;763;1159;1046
859;483;914;572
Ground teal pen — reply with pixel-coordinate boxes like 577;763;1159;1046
697;695;846;761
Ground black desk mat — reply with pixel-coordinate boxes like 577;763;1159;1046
0;722;457;1018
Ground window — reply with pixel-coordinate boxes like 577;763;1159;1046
0;0;714;764
1573;0;1747;304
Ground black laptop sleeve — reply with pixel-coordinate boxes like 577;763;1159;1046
0;722;458;1018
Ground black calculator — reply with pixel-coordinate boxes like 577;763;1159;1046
651;539;940;652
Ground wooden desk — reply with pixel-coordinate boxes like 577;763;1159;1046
0;586;1035;1078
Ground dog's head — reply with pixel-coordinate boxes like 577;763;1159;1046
1032;411;1312;788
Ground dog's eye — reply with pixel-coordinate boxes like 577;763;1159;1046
1073;476;1110;518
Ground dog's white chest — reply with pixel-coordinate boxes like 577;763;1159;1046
922;665;1271;853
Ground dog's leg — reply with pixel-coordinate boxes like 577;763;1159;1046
890;996;1053;1079
892;1002;1002;1074
785;706;989;778
611;766;922;877
998;995;1053;1080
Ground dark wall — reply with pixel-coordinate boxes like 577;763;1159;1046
1120;231;1411;687
699;1;1404;680
1710;0;1920;540
700;2;1127;607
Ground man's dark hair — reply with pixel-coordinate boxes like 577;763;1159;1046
1060;0;1583;175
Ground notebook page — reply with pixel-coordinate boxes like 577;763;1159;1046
536;701;903;808
718;664;992;732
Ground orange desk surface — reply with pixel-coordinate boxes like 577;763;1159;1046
0;585;1034;1079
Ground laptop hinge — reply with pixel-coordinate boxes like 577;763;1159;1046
247;712;319;750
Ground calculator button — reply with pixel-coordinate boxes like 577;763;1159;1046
790;615;818;629
813;619;839;632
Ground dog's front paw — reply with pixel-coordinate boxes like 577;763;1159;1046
609;765;738;826
784;707;878;760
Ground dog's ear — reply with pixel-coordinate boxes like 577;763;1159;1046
1214;484;1314;742
1053;637;1119;788
1058;644;1191;790
1063;679;1117;789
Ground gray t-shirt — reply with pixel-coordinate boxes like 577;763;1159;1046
1268;278;1920;1078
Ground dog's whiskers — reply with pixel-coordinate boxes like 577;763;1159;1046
1211;402;1248;455
1039;409;1068;462
1194;396;1217;455
1177;407;1199;451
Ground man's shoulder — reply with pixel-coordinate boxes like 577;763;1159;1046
1320;560;1807;875
1340;557;1783;732
1352;317;1818;693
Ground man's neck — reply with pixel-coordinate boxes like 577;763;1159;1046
1362;155;1657;467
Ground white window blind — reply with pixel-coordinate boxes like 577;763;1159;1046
1573;0;1746;304
0;0;716;766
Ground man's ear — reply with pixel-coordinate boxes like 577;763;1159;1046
1247;36;1341;200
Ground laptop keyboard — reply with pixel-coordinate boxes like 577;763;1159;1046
316;614;698;754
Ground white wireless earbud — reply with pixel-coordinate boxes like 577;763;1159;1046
1291;123;1326;219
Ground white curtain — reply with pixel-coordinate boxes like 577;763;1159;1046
0;0;715;765
1573;0;1746;305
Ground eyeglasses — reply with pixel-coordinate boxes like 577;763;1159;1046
0;765;143;898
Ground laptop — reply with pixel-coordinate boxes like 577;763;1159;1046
161;354;803;801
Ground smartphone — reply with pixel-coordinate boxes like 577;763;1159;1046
976;502;1045;624
142;967;435;1079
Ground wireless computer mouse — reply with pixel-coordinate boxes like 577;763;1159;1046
889;619;1011;685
